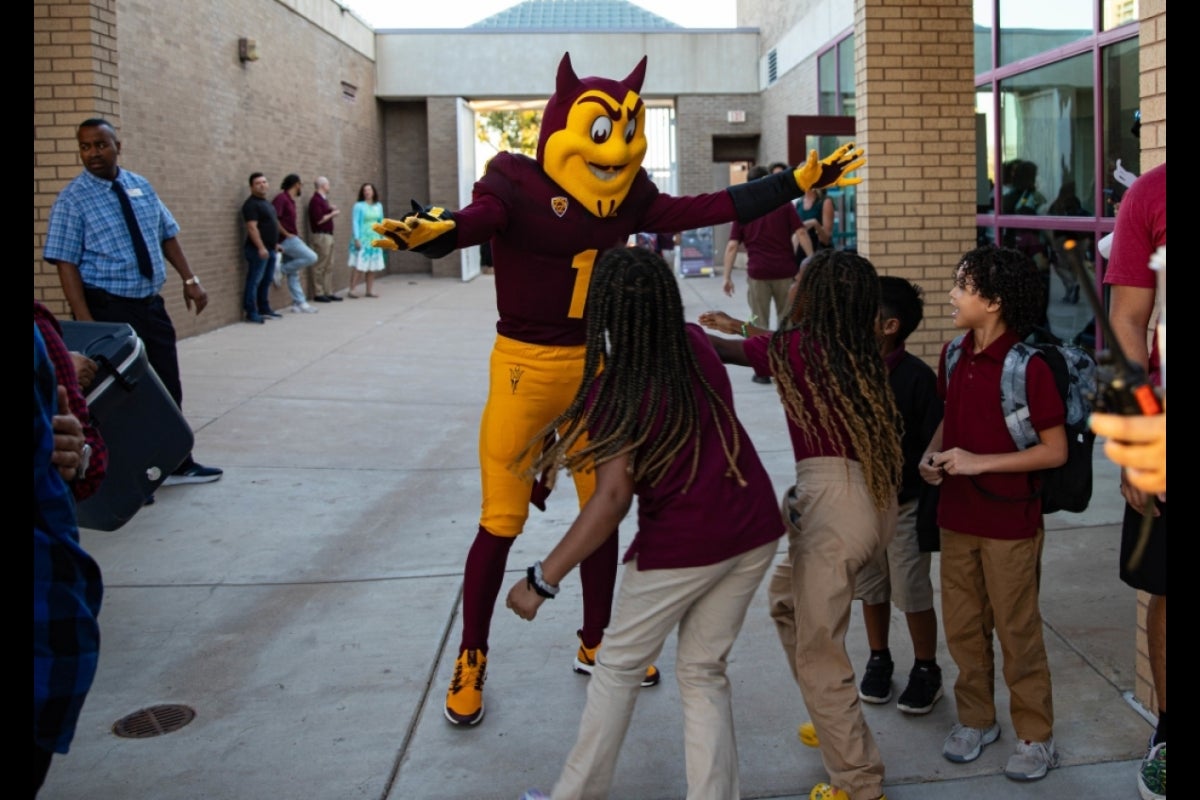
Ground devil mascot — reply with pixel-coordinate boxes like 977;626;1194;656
373;52;864;727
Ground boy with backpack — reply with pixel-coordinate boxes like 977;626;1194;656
919;244;1068;782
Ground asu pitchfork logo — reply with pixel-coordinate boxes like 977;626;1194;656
509;365;525;394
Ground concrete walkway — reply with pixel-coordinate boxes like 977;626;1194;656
41;270;1151;800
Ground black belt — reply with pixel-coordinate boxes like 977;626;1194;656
83;286;158;305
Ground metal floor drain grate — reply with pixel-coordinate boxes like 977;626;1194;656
112;704;196;738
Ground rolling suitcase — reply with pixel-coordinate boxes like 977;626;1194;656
59;320;194;531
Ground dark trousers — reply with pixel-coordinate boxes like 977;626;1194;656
80;287;194;469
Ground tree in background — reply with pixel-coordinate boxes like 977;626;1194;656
476;110;541;157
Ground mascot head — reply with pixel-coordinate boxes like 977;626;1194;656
537;52;649;218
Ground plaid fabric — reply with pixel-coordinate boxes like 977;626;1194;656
32;301;108;501
44;168;180;298
34;325;104;754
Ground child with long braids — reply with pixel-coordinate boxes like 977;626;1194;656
701;248;903;800
507;246;783;800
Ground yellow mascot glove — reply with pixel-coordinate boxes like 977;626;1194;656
371;200;457;256
793;143;866;194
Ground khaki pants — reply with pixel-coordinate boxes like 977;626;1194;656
747;276;793;331
767;458;895;800
309;232;335;297
940;527;1054;742
552;541;776;800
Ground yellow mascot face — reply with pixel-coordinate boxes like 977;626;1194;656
538;53;649;218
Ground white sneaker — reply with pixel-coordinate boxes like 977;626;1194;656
291;302;318;314
1004;738;1059;781
943;722;1000;763
272;262;283;287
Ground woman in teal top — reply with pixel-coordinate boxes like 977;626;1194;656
349;183;386;297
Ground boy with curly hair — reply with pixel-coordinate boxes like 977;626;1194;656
920;245;1067;782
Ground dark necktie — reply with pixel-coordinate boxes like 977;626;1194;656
111;180;155;280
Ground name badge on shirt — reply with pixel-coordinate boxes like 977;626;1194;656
127;187;145;198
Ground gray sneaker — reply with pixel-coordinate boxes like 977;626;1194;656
1004;738;1058;781
943;722;1001;763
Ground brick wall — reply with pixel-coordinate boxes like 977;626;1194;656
382;101;432;276
34;0;120;316
675;93;763;256
854;0;977;366
34;0;382;332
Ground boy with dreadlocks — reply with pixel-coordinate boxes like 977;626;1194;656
919;244;1066;782
700;248;903;800
506;246;783;800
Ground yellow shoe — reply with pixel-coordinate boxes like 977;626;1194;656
572;631;660;687
444;648;487;725
809;784;886;800
799;720;820;748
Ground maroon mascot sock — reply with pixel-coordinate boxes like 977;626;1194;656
577;529;619;648
459;525;515;654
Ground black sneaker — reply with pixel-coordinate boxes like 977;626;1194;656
162;462;224;486
858;654;894;703
897;663;944;714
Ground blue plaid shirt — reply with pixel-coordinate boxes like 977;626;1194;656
44;167;181;299
34;325;103;754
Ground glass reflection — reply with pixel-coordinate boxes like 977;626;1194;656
1101;37;1141;217
1103;0;1138;31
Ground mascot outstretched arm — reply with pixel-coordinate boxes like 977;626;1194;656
398;52;867;729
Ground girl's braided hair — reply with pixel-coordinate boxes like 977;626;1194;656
517;246;744;491
768;249;903;509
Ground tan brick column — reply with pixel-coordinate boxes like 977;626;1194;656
1134;0;1165;718
34;0;119;315
853;0;976;365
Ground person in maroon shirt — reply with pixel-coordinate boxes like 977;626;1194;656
700;250;903;800
919;245;1066;782
306;176;340;302
371;51;865;727
721;164;804;382
506;247;782;800
271;174;319;312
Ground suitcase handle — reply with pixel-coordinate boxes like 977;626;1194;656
92;353;137;392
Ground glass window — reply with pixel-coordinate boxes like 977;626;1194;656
818;48;837;115
998;52;1094;224
974;0;993;74
838;35;856;118
1103;0;1138;31
818;35;855;117
999;0;1093;67
1101;37;1141;217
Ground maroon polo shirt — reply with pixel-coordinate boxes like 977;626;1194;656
743;329;861;462
729;202;802;281
308;191;334;234
936;329;1065;540
272;192;299;237
600;324;783;570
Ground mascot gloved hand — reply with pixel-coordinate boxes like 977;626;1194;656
372;199;459;258
793;142;866;193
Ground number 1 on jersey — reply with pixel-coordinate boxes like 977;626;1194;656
569;249;598;319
